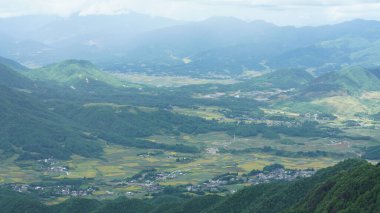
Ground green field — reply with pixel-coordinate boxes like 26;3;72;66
113;73;239;87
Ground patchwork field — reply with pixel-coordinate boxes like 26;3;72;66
35;130;366;196
113;73;239;87
0;129;351;199
172;106;234;121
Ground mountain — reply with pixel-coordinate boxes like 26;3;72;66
0;65;103;160
0;63;34;89
231;68;315;92
0;85;103;160
0;56;28;72
0;13;182;66
0;15;60;40
25;60;125;88
207;159;379;213
251;68;314;89
299;66;380;98
100;18;297;74
100;19;380;76
2;15;380;75
1;159;378;212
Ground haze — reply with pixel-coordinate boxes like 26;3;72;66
1;0;380;26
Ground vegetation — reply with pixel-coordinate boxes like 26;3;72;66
0;84;103;160
363;145;380;160
300;66;380;98
236;68;314;91
1;55;380;212
25;60;125;88
0;63;34;89
1;14;380;213
0;159;378;213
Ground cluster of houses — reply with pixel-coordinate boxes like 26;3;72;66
54;185;95;197
243;89;294;102
7;183;95;197
126;170;186;183
247;168;316;185
302;113;337;122
231;116;302;128
5;166;317;198
114;170;186;194
224;110;337;127
137;151;163;158
185;168;316;193
199;89;295;102
5;157;318;198
264;120;301;128
37;158;69;176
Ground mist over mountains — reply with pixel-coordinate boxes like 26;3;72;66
1;13;380;76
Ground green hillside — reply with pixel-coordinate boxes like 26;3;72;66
0;65;103;160
26;60;124;88
207;159;379;213
235;68;314;91
0;63;34;89
0;85;102;160
0;56;28;72
300;66;380;98
288;160;380;213
256;69;314;89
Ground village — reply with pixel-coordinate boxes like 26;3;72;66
37;158;70;176
3;156;317;199
114;169;187;194
185;166;316;193
6;183;96;198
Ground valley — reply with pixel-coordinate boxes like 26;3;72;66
1;10;380;212
1;58;379;205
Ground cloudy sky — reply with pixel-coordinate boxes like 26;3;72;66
1;0;380;26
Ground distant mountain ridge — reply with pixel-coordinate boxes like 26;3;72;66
0;56;28;72
1;14;380;76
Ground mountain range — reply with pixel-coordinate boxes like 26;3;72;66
1;14;380;75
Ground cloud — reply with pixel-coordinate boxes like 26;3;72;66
0;0;89;17
0;0;380;26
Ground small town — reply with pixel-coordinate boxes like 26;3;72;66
6;183;96;198
2;163;316;199
186;167;316;193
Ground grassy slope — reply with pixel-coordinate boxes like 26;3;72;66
26;59;124;88
232;68;314;91
301;66;380;98
280;66;380;117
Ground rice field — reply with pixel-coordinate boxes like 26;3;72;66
41;131;352;195
1;126;375;196
113;73;239;87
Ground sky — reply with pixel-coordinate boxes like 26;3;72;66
1;0;380;26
